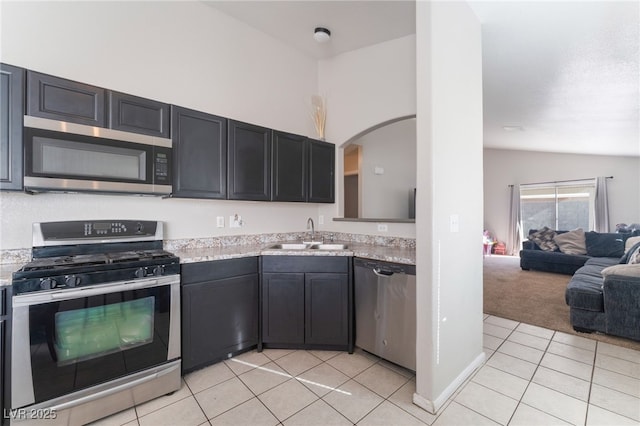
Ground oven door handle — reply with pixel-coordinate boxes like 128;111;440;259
47;365;176;412
49;278;162;300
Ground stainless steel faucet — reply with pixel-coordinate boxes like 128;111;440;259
306;217;315;241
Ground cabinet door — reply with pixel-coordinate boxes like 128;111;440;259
261;273;305;344
182;273;259;372
305;273;349;346
272;131;307;202
171;106;227;199
308;139;335;203
0;64;24;191
109;91;170;138
228;120;271;201
27;71;106;127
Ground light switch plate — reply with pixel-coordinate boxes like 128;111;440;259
450;214;459;232
377;223;388;232
216;216;224;228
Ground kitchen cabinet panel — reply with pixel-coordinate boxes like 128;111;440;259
272;131;307;202
261;273;305;345
260;256;352;351
109;91;170;138
27;71;106;127
181;257;259;373
0;63;24;191
171;106;227;199
308;139;335;203
305;273;349;346
228;120;271;201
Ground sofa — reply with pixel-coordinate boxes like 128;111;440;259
520;227;640;341
520;228;639;275
565;242;640;341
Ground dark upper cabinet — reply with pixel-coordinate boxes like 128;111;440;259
171;106;227;199
27;70;106;127
0;64;24;191
228;120;271;201
272;131;307;202
181;257;259;373
308;139;335;203
109;91;170;138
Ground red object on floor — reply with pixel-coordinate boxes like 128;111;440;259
493;242;506;255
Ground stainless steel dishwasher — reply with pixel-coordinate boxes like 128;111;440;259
354;258;416;371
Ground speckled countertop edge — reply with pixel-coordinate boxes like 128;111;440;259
1;233;415;286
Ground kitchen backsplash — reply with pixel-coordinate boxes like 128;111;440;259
1;232;415;265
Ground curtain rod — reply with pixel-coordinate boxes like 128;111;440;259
508;176;613;188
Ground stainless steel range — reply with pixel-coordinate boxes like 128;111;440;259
10;220;181;425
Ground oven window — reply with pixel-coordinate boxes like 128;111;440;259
55;296;154;365
32;136;146;180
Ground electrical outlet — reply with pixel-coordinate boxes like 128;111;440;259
377;223;388;232
318;215;324;225
450;214;459;233
216;216;224;228
230;214;242;228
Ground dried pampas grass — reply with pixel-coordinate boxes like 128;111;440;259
310;95;326;139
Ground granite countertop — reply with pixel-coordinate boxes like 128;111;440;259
175;241;415;266
1;241;416;287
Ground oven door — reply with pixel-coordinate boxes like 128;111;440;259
11;275;180;409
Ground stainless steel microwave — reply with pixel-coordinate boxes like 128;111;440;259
23;116;172;195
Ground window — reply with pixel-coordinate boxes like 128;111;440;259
520;181;596;232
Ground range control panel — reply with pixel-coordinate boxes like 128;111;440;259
37;220;158;240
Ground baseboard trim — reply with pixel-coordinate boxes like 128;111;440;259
412;351;487;414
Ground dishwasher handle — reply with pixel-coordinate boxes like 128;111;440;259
373;268;395;277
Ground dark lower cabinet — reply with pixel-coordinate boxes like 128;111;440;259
261;273;305;344
308;139;335;203
228;120;271;201
171;106;227;199
27;70;106;127
181;257;259;373
109;91;170;138
305;273;349;346
0;63;24;191
260;256;353;352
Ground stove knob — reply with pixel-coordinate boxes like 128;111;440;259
152;265;165;276
134;267;147;278
40;278;57;290
65;275;81;287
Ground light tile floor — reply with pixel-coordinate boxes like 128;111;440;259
92;315;640;426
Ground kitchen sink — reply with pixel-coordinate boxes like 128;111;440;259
267;243;310;249
266;243;349;250
309;243;349;250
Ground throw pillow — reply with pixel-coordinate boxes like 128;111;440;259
528;227;558;252
619;241;640;264
585;231;625;257
553;228;587;255
601;263;640;278
625;236;640;253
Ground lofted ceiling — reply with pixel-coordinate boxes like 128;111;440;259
204;1;640;157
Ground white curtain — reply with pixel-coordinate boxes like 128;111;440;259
594;176;610;232
507;184;523;255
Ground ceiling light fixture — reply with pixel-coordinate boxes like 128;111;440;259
314;27;331;43
502;125;524;132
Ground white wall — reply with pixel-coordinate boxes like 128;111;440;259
317;34;417;237
356;118;416;218
415;1;485;413
0;1;322;249
484;148;640;243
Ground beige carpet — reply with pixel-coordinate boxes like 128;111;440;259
483;255;640;351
